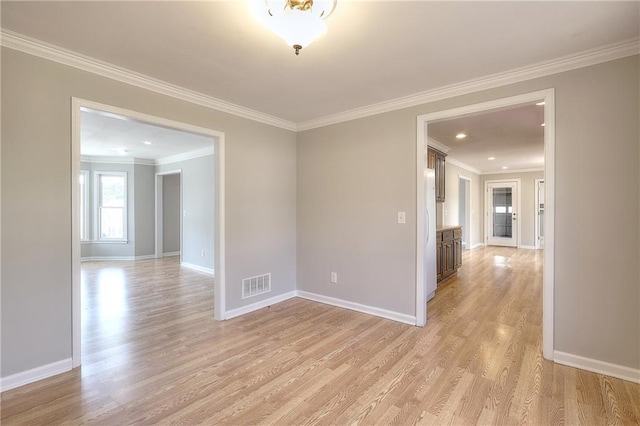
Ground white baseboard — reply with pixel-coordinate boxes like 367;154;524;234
470;243;485;249
554;351;640;383
181;262;215;275
0;358;73;392
224;291;297;320
163;251;180;257
296;290;416;325
81;254;156;261
518;245;538;250
135;254;156;260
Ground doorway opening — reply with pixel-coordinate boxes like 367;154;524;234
155;171;182;260
415;89;555;360
71;98;226;368
458;176;471;250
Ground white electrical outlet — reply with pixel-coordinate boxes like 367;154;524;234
330;272;338;283
201;250;205;257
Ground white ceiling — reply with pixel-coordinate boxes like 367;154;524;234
81;108;214;160
1;1;638;124
428;103;545;174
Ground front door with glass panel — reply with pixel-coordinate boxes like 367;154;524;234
487;181;518;247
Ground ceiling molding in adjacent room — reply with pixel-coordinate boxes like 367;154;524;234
81;145;214;166
446;157;482;175
426;137;451;154
155;146;214;165
481;167;544;176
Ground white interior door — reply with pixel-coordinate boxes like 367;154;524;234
486;181;518;247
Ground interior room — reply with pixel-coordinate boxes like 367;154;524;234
1;1;638;424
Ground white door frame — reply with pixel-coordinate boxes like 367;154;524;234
485;179;521;248
458;175;472;250
535;178;545;249
416;88;555;361
155;170;183;260
71;98;226;368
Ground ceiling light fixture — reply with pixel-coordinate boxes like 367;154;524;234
143;141;152;145
541;123;546;127
488;157;496;160
263;0;337;55
502;166;508;170
536;101;545;106
456;133;467;139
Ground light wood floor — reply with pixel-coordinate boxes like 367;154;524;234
2;248;639;425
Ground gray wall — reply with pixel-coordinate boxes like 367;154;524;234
297;117;416;315
162;173;181;254
1;46;637;380
1;48;297;377
298;56;639;370
157;156;214;269
481;171;544;248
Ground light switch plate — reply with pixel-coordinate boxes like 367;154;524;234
397;211;406;224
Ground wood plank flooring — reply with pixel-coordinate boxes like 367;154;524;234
2;248;639;425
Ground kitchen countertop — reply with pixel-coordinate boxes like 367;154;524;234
436;225;462;232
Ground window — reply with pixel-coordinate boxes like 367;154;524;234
79;170;89;240
95;172;127;240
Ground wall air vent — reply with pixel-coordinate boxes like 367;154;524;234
242;273;271;299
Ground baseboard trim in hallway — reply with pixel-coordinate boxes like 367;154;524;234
554;351;640;384
0;358;72;392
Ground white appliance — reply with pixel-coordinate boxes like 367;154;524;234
425;168;437;301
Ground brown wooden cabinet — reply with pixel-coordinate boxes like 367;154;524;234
427;147;446;203
453;228;462;269
436;226;462;283
436;237;443;282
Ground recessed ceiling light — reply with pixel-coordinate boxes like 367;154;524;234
536;101;545;106
456;133;467;139
118;149;128;155
541;123;545;127
143;141;152;145
488;157;496;160
502;166;508;170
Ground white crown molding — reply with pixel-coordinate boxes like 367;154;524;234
297;37;640;131
156;146;214;165
446;157;481;175
2;29;637;133
426;137;450;154
0;29;297;132
481;167;544;175
80;155;155;165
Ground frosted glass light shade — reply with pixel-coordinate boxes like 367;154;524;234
270;9;327;49
264;0;336;54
